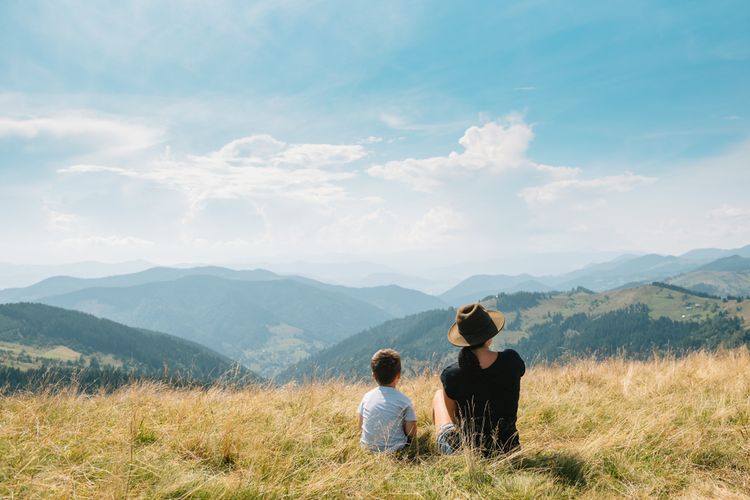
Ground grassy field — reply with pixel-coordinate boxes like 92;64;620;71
0;341;124;371
2;349;749;498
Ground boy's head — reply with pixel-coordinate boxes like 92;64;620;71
370;348;401;385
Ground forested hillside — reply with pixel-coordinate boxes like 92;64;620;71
0;303;254;391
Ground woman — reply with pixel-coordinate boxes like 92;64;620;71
433;303;526;456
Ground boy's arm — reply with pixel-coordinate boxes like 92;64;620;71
403;402;418;437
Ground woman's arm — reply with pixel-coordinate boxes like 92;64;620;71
433;389;459;430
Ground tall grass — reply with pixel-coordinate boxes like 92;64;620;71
1;348;749;498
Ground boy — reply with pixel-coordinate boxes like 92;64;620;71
357;348;417;452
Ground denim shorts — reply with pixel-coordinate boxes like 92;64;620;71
436;423;461;455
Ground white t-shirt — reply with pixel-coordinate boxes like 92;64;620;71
357;386;417;452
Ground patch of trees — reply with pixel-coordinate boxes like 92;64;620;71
483;291;552;311
652;282;721;300
0;364;259;394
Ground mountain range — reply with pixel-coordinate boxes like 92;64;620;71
439;245;750;305
2;245;749;379
0;267;447;376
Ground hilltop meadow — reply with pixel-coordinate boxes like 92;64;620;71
2;349;749;498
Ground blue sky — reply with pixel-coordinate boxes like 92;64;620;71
1;1;749;276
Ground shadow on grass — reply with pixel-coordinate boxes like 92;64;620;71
396;432;435;462
388;431;588;489
511;451;588;487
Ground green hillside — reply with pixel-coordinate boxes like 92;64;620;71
40;276;392;376
483;284;750;331
283;284;749;381
0;303;250;387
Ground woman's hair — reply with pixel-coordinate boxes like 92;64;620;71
458;346;482;377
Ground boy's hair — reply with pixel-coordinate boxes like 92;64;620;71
370;348;401;385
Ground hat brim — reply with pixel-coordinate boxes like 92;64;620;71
447;309;506;347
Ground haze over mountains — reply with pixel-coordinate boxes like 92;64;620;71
0;261;154;290
439;245;750;305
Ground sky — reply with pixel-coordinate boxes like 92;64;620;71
1;0;749;277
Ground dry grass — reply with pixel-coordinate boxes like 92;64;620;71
2;349;750;498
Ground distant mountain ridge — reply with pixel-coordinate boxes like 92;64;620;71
0;265;447;318
0;260;154;290
439;274;551;305
439;245;750;304
695;255;750;272
0;266;279;303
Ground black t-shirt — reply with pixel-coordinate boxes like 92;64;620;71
440;349;526;454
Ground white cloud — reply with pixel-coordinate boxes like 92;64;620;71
59;134;364;211
60;235;155;249
367;115;546;191
0;115;163;155
314;205;464;253
710;204;750;219
277;143;365;167
519;173;658;207
534;163;581;179
45;207;81;232
358;136;383;144
213;134;366;167
316;208;399;250
60;164;124;174
379;112;414;130
402;206;463;245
